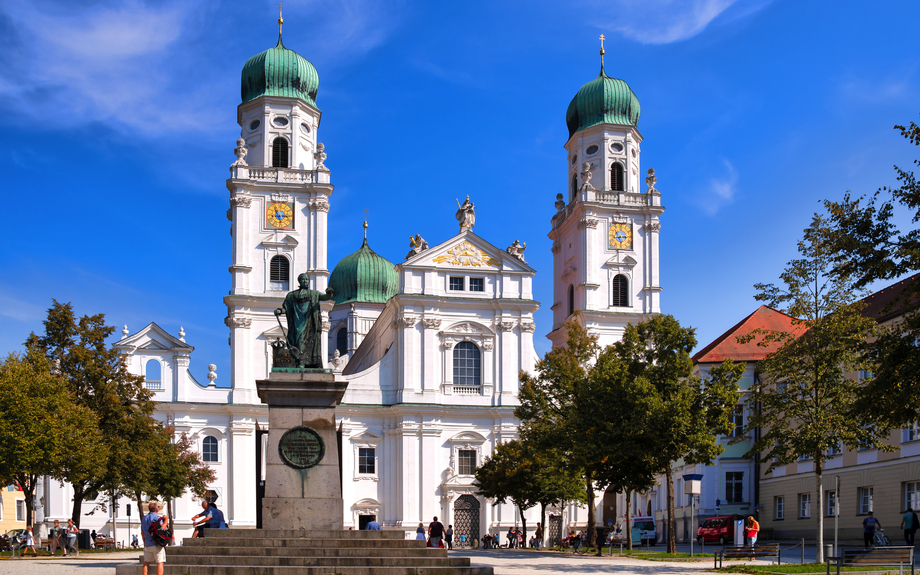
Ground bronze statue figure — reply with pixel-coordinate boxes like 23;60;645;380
274;273;334;368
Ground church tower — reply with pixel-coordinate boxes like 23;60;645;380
224;13;333;403
547;39;664;349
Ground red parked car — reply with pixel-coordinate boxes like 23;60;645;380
696;515;737;545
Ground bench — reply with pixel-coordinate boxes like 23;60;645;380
827;546;915;575
95;538;117;551
714;544;781;568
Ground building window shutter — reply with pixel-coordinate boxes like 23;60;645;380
272;137;289;168
611;163;624;191
612;274;628;307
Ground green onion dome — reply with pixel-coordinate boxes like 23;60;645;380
328;239;398;305
566;67;640;139
241;35;320;107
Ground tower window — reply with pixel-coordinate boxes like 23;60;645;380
469;278;484;292
144;359;162;391
612;274;628;307
272;137;289;168
336;327;347;357
269;255;290;291
568;285;575;316
611;163;624;192
449;277;464;291
453;342;481;388
570;174;578;201
202;435;219;463
586;144;599;155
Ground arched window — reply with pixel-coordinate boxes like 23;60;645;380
568;285;575;316
570;174;578;201
336;327;348;357
610;163;624;191
271;137;289;168
452;342;481;388
145;359;162;391
269;255;290;290
612;274;629;307
202;436;219;463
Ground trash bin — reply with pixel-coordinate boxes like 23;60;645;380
825;544;834;560
78;529;91;550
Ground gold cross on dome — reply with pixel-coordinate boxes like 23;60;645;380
362;209;369;239
278;3;284;35
599;34;606;67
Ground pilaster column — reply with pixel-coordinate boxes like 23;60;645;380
228;421;256;527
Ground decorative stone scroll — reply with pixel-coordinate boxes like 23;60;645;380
278;425;325;469
230;194;252;208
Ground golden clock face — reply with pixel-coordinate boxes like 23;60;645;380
608;223;632;249
266;202;293;229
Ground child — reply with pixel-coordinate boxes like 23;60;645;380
21;526;37;557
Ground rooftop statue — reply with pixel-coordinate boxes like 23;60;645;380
274;273;334;368
456;196;475;231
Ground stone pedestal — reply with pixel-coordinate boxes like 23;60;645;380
256;369;348;531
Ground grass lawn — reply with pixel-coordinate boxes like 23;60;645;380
715;565;904;573
0;548;135;559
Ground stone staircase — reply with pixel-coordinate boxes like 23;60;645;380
115;529;493;575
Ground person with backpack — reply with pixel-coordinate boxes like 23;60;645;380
141;501;169;575
900;506;919;546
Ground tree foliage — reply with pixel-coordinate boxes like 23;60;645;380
607;315;742;553
743;214;883;563
0;350;100;526
824;117;920;427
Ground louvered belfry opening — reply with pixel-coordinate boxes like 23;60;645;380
611;163;624;191
571;174;577;201
568;284;575;316
270;255;290;291
272;137;289;168
612;274;629;307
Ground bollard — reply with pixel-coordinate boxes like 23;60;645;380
801;539;805;564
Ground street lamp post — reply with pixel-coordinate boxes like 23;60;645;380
683;474;703;558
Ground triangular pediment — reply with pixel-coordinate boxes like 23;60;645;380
605;254;638;267
403;230;533;273
442;321;493;336
115;322;193;352
350;430;383;441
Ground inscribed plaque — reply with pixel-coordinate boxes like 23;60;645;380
278;425;325;469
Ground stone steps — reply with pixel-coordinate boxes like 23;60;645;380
169;545;447;558
114;530;492;575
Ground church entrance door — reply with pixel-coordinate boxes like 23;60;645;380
453;495;480;547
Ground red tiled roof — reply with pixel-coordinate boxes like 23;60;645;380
858;272;920;323
692;305;805;364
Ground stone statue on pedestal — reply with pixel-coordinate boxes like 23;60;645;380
274;273;334;368
456;196;475;231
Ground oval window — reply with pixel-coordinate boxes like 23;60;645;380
571;155;577;165
273;117;289;127
249;119;261;131
300;122;311;134
631;149;637;157
586;144;599;155
611;143;623;152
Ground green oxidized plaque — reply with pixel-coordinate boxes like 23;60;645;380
278;426;325;469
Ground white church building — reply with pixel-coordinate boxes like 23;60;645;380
38;30;663;546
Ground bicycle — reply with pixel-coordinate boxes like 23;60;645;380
872;528;892;547
571;533;589;555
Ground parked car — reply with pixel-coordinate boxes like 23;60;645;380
630;516;657;546
696;515;741;545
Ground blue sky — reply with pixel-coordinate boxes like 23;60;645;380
1;0;918;385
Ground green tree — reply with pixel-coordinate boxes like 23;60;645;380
26;300;154;526
824;117;920;427
0;350;99;527
474;439;541;542
609;316;743;554
743;214;883;563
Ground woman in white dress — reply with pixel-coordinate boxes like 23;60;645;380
415;523;426;540
21;526;37;558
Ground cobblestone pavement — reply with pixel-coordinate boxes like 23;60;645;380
0;552;140;575
452;548;749;574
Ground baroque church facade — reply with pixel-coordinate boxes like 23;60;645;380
37;31;663;544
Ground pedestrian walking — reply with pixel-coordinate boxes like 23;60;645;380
445;524;453;550
863;511;882;548
535;522;543;550
65;519;80;556
901;507;919;546
415;523;426;540
141;501;169;575
364;515;381;530
21;526;37;558
50;519;67;556
428;516;445;548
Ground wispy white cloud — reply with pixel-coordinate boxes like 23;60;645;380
0;289;46;322
698;159;738;215
0;0;403;136
837;68;917;105
591;0;771;45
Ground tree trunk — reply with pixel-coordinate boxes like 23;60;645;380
815;460;824;563
18;473;36;530
517;503;527;544
539;501;547;548
71;484;85;528
167;499;175;544
625;491;633;551
666;466;676;553
586;473;596;548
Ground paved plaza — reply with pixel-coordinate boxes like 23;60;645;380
452;548;742;574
